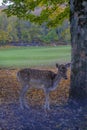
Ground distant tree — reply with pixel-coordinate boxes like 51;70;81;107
56;20;70;43
0;30;9;45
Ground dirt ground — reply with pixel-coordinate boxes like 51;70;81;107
0;68;87;130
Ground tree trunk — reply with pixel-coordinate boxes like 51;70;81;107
69;0;87;101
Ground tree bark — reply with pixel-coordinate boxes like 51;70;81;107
69;0;87;101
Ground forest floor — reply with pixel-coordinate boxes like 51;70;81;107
0;68;87;130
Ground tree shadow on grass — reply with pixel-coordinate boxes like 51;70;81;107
0;101;87;130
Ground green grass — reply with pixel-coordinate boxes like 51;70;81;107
0;46;71;68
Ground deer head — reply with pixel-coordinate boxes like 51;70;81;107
56;63;71;79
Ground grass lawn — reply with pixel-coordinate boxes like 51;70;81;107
0;45;71;68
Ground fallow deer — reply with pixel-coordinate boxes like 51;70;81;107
17;63;70;110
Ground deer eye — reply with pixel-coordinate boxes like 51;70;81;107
61;67;67;72
61;67;65;70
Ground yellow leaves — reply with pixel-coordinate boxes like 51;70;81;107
0;30;9;40
0;69;20;104
49;6;65;20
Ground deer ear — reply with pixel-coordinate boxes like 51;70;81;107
65;63;71;68
56;63;59;68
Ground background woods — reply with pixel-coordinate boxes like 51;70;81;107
0;7;70;46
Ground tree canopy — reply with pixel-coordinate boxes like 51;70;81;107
3;0;70;27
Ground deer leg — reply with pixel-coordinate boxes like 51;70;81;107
44;89;50;110
20;85;29;109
